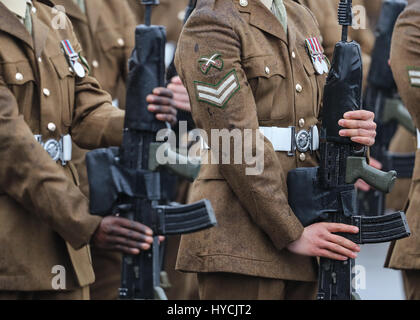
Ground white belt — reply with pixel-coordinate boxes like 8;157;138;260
35;134;72;165
259;125;319;155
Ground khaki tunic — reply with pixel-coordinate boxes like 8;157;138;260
175;0;325;282
0;0;124;291
386;0;420;270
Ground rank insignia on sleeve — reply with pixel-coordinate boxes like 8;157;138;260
198;53;224;74
194;69;240;108
407;67;420;87
305;37;329;75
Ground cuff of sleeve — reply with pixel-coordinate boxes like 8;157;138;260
65;215;102;250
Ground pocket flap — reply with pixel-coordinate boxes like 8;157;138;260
243;55;286;79
2;61;35;85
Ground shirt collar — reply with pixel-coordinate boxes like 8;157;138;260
260;0;273;10
0;0;32;19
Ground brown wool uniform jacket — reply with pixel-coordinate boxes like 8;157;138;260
174;0;327;282
0;0;124;291
385;0;420;270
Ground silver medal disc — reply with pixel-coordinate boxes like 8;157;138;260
73;61;86;78
314;59;324;75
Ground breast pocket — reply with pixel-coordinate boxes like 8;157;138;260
50;54;76;127
2;61;37;120
243;55;287;121
303;56;324;118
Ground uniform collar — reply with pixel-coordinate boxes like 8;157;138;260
0;0;31;18
236;0;287;43
0;1;33;48
52;0;87;22
260;0;272;10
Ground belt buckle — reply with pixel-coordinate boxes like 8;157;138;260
295;129;311;153
43;139;62;162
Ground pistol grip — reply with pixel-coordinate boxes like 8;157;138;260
382;98;416;135
346;156;397;193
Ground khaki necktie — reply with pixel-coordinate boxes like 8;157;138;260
72;0;86;14
271;0;288;34
23;1;32;35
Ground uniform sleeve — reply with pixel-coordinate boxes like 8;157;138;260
175;12;304;250
0;77;101;250
67;17;125;149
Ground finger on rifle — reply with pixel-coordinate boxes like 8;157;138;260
109;225;154;244
152;87;174;98
343;110;374;120
339;128;376;138
317;249;348;261
112;244;140;255
168;83;189;96
114;217;154;236
326;233;360;252
325;223;359;234
172;91;191;103
320;241;358;259
148;104;178;116
107;235;152;251
147;95;176;108
338;119;376;130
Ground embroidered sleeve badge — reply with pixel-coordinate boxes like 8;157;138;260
407;67;420;87
194;69;240;108
198;53;224;74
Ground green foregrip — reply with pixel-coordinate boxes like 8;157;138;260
149;142;201;181
346;156;397;193
382;98;416;135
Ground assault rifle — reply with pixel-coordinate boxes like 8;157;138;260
359;0;415;216
86;0;216;300
287;0;410;300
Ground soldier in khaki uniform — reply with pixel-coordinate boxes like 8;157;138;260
175;0;377;300
0;0;178;300
385;0;420;300
52;0;136;300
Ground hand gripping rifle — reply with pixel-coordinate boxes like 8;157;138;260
85;0;216;300
358;0;415;216
287;0;410;300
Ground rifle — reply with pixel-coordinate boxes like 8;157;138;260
86;0;216;300
358;0;415;216
287;0;410;300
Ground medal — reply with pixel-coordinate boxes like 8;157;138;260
305;37;329;75
61;40;86;78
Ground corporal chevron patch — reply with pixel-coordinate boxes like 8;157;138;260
194;69;240;108
408;67;420;87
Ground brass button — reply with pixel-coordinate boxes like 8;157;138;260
117;38;125;47
47;122;56;132
31;7;37;14
291;51;296;59
15;73;23;81
69;67;73;73
296;84;303;93
299;153;306;162
92;60;99;68
265;66;270;75
178;10;186;21
299;118;305;128
239;0;248;7
43;88;50;97
38;57;42;63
